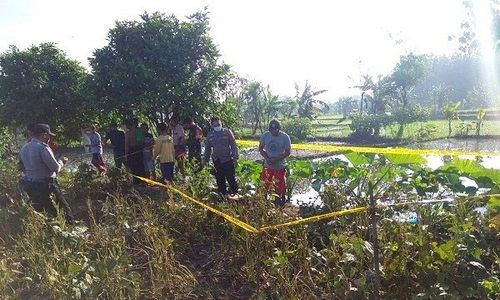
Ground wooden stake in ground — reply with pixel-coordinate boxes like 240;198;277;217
369;181;381;300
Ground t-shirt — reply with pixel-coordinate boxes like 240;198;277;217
105;129;125;154
186;124;203;144
172;124;185;146
143;132;154;160
186;124;203;156
153;134;175;163
125;128;144;152
260;131;291;169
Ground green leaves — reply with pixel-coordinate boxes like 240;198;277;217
90;10;230;122
344;152;370;167
440;158;500;189
0;43;90;141
384;153;426;165
433;240;457;263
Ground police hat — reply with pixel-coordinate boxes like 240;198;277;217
33;123;56;136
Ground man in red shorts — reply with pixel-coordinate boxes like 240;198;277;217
259;119;291;206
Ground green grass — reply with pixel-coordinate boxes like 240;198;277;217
381;119;500;140
238;118;500;142
311;118;500;140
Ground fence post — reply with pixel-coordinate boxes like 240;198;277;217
369;181;381;299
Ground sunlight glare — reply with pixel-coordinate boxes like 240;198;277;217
474;0;500;107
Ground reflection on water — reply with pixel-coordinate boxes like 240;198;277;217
63;147;114;172
292;138;500;205
411;138;499;169
414;137;499;152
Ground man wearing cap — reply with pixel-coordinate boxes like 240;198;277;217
259;119;291;206
19;123;75;224
203;117;239;198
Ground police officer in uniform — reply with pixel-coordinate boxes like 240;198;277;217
19;123;75;224
203;117;239;198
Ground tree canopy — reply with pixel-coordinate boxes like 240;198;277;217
0;43;90;141
90;10;230;124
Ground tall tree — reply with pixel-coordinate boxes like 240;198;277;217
243;81;265;134
456;0;500;56
390;53;427;107
90;10;230;124
0;43;90;142
295;81;328;119
280;96;298;118
354;75;394;115
261;85;281;127
431;83;453;111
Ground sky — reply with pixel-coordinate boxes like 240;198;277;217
0;0;467;101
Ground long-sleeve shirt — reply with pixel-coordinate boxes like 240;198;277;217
204;128;239;163
86;131;103;155
20;138;63;180
153;134;175;163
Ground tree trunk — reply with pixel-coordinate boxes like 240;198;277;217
397;124;404;138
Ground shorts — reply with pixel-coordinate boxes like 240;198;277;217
261;167;286;196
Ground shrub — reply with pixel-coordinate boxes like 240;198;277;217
281;117;312;142
349;113;393;137
350;106;430;138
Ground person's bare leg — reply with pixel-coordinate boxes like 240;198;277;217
177;157;185;177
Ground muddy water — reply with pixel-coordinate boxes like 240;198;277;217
292;138;500;205
411;138;499;169
62;147;115;172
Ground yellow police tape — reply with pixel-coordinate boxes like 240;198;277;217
134;175;499;234
261;196;499;231
237;140;500;157
134;175;260;233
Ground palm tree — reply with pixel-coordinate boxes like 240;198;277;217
295;81;328;119
354;75;395;115
243;81;265;134
280;96;298;118
261;85;281;127
443;102;461;137
475;109;486;136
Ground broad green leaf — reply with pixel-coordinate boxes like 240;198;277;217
440;158;500;187
384;153;426;165
344;152;369;167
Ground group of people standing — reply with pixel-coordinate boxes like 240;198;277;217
18;116;292;224
99;117;204;184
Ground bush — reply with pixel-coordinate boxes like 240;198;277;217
350;106;430;138
281;117;312;142
349;113;393;137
